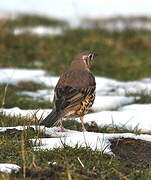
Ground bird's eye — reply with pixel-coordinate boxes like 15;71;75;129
88;54;93;60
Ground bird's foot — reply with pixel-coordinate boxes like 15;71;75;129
58;126;66;132
82;127;87;132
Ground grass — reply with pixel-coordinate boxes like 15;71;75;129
0;14;151;179
4;13;68;29
0;114;151;179
0;15;151;80
63;119;143;134
0;83;53;109
0;126;120;179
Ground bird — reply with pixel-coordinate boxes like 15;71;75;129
40;50;97;131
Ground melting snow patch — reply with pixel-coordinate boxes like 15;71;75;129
92;96;136;111
14;26;62;36
1;68;151;96
20;89;54;102
32;130;151;154
95;76;151;96
1;104;151;131
1;68;151;131
0;68;58;87
0;163;20;174
79;107;151;131
0;107;51;119
19;90;136;111
0;125;75;136
1;125;151;154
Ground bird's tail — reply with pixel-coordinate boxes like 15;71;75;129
40;109;62;127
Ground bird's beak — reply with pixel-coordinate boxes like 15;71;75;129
93;53;99;57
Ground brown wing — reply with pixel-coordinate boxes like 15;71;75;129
53;70;96;112
54;86;95;111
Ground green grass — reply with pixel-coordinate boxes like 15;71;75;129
0;113;144;134
0;113;39;127
0;83;53;109
63;119;143;134
0;15;151;80
0;115;151;179
0;127;120;179
4;13;68;30
0;14;151;179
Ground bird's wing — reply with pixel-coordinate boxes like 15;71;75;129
54;85;95;111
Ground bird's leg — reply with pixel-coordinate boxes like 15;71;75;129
59;119;65;132
80;116;86;132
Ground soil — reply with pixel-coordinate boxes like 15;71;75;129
22;163;98;180
0;127;35;137
110;138;151;168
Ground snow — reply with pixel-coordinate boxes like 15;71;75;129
1;103;151;131
1;67;151;155
1;68;151;97
80;108;151;131
0;163;20;174
0;126;75;136
95;76;151;96
0;0;151;168
31;130;151;153
1;68;151;131
20;89;54;102
0;107;51;119
14;26;62;36
0;125;151;154
0;68;58;87
92;96;136;111
20;90;136;111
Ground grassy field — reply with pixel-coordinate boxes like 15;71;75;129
0;14;151;80
1;114;151;180
0;14;151;179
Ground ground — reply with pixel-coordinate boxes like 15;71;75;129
0;14;151;179
110;138;151;168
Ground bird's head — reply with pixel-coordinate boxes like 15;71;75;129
73;50;98;69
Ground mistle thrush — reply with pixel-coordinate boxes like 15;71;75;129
40;51;97;131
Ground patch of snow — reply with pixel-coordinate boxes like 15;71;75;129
92;96;136;111
80;107;151;131
0;125;76;138
0;163;20;174
119;104;151;111
20;89;54;102
0;107;51;119
1;104;151;131
84;20;151;31
1;68;151;97
96;76;151;96
1;68;151;131
32;130;151;154
20;89;136;111
14;26;62;36
0;125;69;134
0;68;58;87
0;125;151;154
